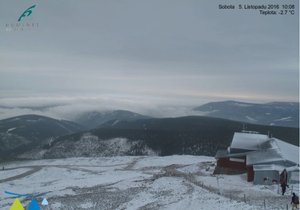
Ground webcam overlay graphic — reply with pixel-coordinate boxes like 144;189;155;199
18;5;36;22
5;191;48;210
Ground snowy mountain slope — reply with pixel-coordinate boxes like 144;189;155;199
0;115;84;160
0;156;298;210
41;134;157;159
194;101;299;128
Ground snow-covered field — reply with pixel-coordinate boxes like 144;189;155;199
0;156;298;210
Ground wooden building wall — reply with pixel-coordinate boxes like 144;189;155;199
214;156;248;176
217;156;247;171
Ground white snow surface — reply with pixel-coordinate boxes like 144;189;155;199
247;138;300;166
274;117;292;122
233;102;253;107
230;132;270;151
273;138;299;164
245;116;257;122
6;127;17;133
0;156;298;210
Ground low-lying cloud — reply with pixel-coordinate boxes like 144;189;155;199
0;95;210;120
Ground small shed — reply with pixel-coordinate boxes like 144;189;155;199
253;164;284;185
287;165;300;184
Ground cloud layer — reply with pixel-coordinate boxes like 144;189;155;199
0;0;298;119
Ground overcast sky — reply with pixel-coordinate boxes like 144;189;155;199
0;0;299;119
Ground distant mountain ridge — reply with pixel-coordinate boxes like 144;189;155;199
74;110;151;129
193;101;299;128
0;114;84;160
1;103;299;160
41;116;299;159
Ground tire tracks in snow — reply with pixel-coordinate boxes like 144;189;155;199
0;163;128;183
0;166;42;183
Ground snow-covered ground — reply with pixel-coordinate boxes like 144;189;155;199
0;156;298;210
